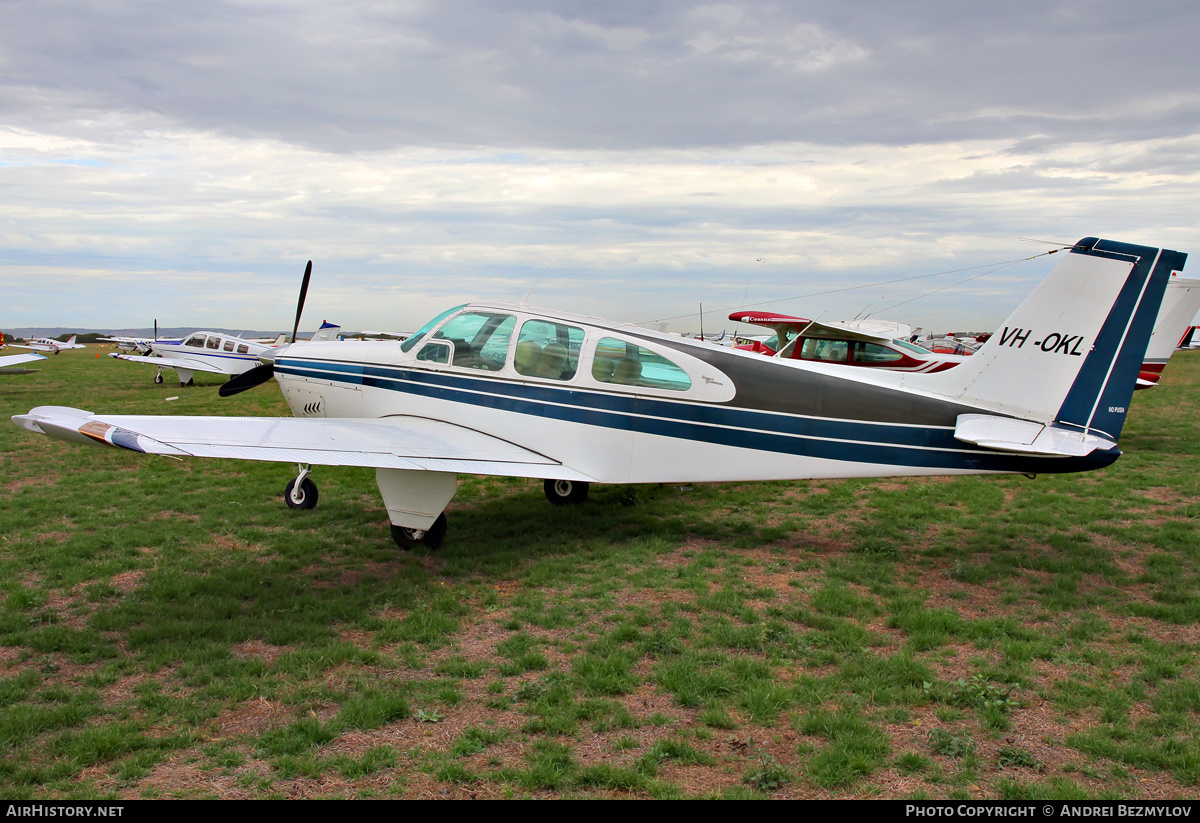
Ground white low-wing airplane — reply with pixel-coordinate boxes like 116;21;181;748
105;320;342;386
12;238;1187;550
10;335;86;354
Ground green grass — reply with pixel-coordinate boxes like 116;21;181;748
1;347;1199;797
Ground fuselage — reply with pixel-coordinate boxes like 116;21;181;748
269;302;1117;486
150;332;273;373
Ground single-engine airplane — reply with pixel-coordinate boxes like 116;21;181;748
106;318;341;386
12;238;1187;551
10;335;86;354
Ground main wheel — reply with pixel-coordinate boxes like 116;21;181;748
154;372;164;384
390;512;448;551
544;479;589;505
284;477;319;510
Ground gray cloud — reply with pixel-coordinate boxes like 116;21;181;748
3;1;1196;152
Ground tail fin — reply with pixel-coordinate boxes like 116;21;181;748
922;238;1186;442
1138;276;1200;386
65;335;77;346
310;321;341;342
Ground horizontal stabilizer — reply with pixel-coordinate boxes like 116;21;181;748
954;414;1116;457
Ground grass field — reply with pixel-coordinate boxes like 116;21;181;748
1;347;1198;799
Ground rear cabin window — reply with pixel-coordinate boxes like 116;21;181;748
223;340;235;352
236;343;249;354
206;337;221;349
514;320;585;381
592;338;691;391
431;312;516;371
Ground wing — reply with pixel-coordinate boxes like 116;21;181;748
13;406;594;481
0;353;46;367
728;311;812;330
107;353;241;375
802;319;910;344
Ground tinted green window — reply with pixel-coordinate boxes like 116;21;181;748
592;337;691;391
515;320;585;381
433;312;515;371
401;305;466;353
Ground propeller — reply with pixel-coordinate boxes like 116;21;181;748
219;261;312;398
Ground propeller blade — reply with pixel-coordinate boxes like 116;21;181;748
291;260;312;343
218;364;276;397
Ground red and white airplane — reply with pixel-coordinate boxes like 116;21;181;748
729;312;970;374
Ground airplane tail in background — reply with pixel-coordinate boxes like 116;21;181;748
64;336;77;346
311;321;341;342
1137;276;1200;387
920;238;1187;449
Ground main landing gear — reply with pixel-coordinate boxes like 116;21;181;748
544;479;589;505
284;465;319;510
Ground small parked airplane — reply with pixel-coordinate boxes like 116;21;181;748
10;335;86;354
729;311;970;374
106;318;341;386
12;237;1187;551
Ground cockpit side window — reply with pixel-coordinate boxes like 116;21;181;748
592;337;691;391
431;312;515;371
514;320;585;381
185;334;206;348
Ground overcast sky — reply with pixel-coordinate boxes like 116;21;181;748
2;0;1197;334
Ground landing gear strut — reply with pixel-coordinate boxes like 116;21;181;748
284;464;318;510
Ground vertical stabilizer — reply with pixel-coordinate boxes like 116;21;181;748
920;238;1186;442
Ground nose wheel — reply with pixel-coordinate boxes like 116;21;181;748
390;513;448;550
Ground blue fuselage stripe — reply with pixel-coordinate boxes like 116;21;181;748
276;358;1117;474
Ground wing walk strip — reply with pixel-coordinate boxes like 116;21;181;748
278;359;1088;470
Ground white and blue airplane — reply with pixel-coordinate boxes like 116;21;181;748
12;238;1187;550
105;319;342;386
10;335;86;354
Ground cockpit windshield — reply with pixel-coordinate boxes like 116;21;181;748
400;305;466;353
